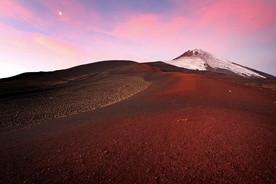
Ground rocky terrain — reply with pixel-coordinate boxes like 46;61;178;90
0;61;151;127
0;76;149;127
0;60;275;183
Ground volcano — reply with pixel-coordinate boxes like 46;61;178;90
0;53;275;183
164;49;268;78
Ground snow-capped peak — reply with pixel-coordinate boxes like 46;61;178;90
164;49;265;78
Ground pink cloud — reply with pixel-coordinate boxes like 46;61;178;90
109;0;276;60
0;0;106;41
0;24;88;72
0;0;34;20
170;0;276;41
112;14;190;41
109;13;195;58
197;0;276;32
39;0;105;36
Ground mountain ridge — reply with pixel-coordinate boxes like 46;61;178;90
165;49;269;78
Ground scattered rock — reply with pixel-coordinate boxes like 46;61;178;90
102;150;109;154
177;118;189;123
0;76;150;127
155;176;161;184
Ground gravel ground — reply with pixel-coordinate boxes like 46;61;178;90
0;71;275;183
0;75;150;127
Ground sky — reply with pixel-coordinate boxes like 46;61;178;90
0;0;275;78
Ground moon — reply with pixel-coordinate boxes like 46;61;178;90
58;11;62;16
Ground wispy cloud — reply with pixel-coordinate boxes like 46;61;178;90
0;0;275;78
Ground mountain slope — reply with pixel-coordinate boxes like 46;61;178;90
164;49;266;78
1;63;275;183
0;61;152;127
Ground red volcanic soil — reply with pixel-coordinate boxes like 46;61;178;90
0;71;275;183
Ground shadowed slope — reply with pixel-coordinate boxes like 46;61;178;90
0;61;153;127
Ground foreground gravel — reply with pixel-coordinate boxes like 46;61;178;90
0;71;275;183
0;75;150;127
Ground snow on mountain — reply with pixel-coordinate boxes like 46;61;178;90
164;49;265;78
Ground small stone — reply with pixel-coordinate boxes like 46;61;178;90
155;176;161;183
178;118;189;123
103;150;108;154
